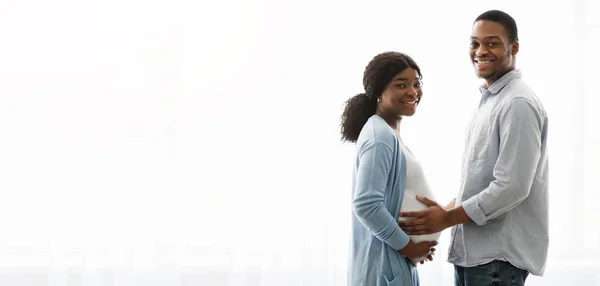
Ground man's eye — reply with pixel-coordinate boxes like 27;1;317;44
487;42;497;46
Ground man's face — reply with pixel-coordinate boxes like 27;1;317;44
470;20;519;86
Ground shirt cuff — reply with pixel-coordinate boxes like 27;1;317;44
462;196;487;225
383;227;411;251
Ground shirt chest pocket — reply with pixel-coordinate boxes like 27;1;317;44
467;123;491;161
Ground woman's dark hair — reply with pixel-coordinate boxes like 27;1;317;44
340;51;422;143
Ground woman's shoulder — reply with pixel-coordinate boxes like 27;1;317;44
357;115;398;148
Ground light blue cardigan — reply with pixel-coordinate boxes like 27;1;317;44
348;115;419;286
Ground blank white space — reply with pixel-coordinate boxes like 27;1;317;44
0;0;597;285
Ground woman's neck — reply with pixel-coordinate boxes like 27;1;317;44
375;110;402;135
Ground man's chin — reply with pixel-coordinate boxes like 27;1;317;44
475;71;493;79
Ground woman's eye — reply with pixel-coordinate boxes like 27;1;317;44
397;84;407;88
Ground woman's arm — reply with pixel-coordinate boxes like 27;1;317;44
353;138;435;261
353;138;410;250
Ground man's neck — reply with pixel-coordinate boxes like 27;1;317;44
485;68;515;88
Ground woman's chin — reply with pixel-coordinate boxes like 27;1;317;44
400;109;417;117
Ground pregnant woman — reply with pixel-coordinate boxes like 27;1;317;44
341;51;439;286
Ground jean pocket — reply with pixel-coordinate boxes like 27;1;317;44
463;261;501;285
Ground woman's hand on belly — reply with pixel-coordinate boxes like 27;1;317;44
398;240;438;264
414;248;436;266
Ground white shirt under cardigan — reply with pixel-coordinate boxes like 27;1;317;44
398;140;441;252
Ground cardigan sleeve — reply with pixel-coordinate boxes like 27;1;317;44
352;137;410;251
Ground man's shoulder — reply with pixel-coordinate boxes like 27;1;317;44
504;77;536;97
500;79;546;113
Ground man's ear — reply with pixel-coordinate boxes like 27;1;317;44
511;41;520;56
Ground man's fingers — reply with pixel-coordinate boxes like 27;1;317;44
398;217;427;227
399;210;426;218
416;195;438;207
404;230;428;235
397;220;411;227
399;224;429;233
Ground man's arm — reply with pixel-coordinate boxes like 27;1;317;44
398;196;471;235
461;97;543;225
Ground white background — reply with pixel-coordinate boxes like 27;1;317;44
0;0;598;285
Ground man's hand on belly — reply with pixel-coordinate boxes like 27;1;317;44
398;196;469;235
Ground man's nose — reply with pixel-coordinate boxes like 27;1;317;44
476;45;488;56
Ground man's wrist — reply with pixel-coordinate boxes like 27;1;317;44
446;206;471;228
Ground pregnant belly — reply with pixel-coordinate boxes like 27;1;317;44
399;190;441;243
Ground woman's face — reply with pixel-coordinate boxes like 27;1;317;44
378;68;423;118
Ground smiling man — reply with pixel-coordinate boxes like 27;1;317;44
398;10;549;286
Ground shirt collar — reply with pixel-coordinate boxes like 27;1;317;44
479;69;522;96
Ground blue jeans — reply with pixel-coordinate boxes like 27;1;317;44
454;260;529;286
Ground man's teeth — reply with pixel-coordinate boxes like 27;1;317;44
402;101;417;104
477;60;491;64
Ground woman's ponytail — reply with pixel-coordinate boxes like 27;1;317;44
340;93;377;143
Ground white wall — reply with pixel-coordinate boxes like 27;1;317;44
0;0;598;285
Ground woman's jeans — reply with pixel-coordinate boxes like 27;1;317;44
454;260;529;286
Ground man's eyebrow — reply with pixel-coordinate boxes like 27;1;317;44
471;35;502;40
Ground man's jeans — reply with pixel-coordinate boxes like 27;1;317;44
455;260;529;286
